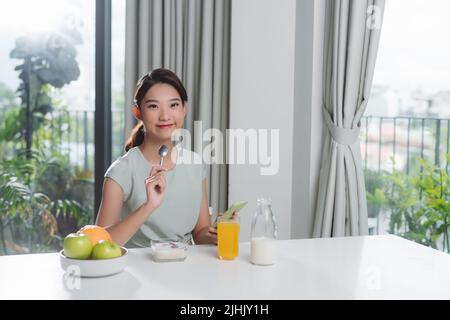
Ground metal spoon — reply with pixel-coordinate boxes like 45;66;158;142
158;144;169;166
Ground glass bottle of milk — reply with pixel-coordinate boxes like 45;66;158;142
250;197;278;265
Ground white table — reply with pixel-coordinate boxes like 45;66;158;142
1;235;450;299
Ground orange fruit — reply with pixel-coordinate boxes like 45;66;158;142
78;225;112;247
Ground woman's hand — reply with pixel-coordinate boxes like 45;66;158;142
206;211;237;245
145;165;167;210
205;226;218;245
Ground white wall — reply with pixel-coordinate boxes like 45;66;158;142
229;0;297;241
229;0;325;241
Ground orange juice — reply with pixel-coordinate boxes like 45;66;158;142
217;219;240;260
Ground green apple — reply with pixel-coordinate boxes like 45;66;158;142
63;233;93;259
91;240;122;259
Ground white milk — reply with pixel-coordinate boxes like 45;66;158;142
250;237;276;265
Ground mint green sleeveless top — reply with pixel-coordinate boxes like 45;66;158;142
104;146;206;248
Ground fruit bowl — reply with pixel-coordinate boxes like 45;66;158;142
59;247;128;278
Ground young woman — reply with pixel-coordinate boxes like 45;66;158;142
96;68;218;247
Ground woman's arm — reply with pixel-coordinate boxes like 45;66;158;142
96;165;167;246
192;178;218;245
95;178;155;246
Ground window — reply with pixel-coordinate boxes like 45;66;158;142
362;0;450;252
0;0;97;255
112;0;126;160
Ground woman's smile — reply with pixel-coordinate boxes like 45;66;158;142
156;124;174;129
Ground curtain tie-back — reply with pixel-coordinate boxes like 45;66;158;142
322;105;360;146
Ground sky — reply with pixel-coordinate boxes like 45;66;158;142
0;0;125;111
1;0;449;107
373;0;450;93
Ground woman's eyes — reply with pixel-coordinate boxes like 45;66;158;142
146;103;179;109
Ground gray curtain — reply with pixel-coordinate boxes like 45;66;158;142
313;0;385;237
125;0;231;213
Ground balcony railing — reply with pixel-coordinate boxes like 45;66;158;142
360;115;450;174
3;109;124;173
6;112;446;176
361;115;450;239
7;112;446;175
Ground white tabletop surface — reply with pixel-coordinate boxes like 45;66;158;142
1;234;450;299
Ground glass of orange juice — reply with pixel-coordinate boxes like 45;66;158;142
217;215;240;260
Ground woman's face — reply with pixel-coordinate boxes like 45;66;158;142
140;83;187;143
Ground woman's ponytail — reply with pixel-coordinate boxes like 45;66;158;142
125;122;145;152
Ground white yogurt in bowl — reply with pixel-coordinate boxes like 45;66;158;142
150;240;188;262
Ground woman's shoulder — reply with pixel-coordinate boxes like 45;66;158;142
106;147;142;173
104;148;142;200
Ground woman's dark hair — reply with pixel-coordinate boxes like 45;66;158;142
125;68;188;152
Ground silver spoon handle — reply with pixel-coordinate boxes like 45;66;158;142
160;157;164;166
